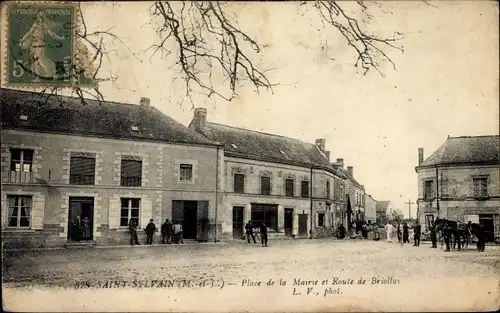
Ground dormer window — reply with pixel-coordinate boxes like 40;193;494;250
231;144;238;149
131;126;139;131
19;115;28;121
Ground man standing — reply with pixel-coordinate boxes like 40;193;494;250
161;219;173;244
260;222;268;247
173;220;183;244
430;221;437;248
403;222;409;243
245;221;256;243
443;221;452;252
385;222;394;243
476;224;486;252
145;219;156;245
413;221;421;247
129;219;140;246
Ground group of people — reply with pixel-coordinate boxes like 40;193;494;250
128;218;184;245
244;221;269;247
336;221;380;240
385;221;422;247
70;216;92;241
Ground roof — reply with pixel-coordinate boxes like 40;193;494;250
0;88;218;146
418;135;499;168
376;201;391;212
342;169;363;189
191;121;334;170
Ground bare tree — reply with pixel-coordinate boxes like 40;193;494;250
18;1;410;105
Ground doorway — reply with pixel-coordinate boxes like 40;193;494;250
479;214;495;242
233;206;244;239
67;197;94;242
298;214;308;236
284;208;293;237
182;201;198;239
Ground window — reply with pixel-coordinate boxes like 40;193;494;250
424;180;434;199
7;195;32;228
234;173;245;193
120;198;140;227
301;180;310;198
179;164;193;182
318;213;325;227
261;176;271;195
473;177;488;197
10;149;34;172
70;156;96;185
285;178;294;197
326;180;330;199
121;159;142;186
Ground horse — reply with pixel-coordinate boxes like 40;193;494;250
435;218;484;250
435;218;466;250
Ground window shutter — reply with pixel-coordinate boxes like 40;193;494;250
31;195;45;230
108;197;121;229
140;197;152;229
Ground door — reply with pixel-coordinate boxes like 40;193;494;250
67;197;94;242
284;208;293;237
479;214;495;242
298;214;308;236
232;206;244;239
183;201;198;239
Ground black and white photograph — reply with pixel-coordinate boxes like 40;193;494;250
1;1;499;312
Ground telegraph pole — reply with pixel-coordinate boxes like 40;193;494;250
405;198;415;220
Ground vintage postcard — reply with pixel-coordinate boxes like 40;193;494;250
1;1;499;312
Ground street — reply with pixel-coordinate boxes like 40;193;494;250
3;239;500;312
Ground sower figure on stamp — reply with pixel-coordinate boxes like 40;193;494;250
145;219;156;245
129;219;140;246
161;219;172;244
245;221;256;243
260;222;268;247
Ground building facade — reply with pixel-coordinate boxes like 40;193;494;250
189;108;346;240
415;136;500;242
1;89;224;249
364;194;377;224
375;201;394;225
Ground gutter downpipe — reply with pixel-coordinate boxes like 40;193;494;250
435;165;440;218
214;145;220;243
310;166;313;239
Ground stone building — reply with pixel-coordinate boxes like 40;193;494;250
189;108;346;239
364;194;377;224
1;89;224;248
336;164;366;231
375;201;395;225
415;135;500;242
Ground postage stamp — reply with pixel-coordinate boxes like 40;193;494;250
4;3;77;86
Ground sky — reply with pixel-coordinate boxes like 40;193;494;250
4;1;499;218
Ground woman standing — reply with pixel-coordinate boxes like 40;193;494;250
81;216;91;240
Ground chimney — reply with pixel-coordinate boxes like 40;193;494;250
140;97;150;106
315;138;326;152
347;166;353;177
418;148;424;165
193;107;207;131
325;151;330;161
336;158;344;168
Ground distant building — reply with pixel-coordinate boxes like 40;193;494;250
1;89;223;249
364;194;377;224
376;201;394;225
189;108;346;239
415;135;500;242
332;162;365;231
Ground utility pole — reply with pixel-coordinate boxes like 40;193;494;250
405;198;415;220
